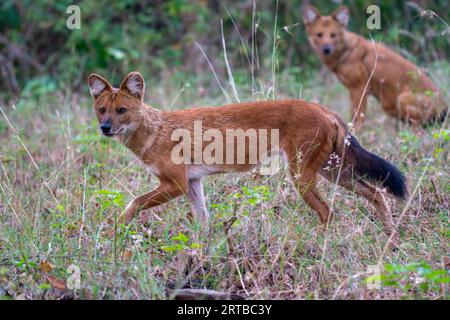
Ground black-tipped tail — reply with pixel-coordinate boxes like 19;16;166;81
348;135;407;199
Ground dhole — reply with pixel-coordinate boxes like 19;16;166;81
88;72;406;245
303;5;446;127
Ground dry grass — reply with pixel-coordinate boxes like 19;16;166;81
0;63;449;300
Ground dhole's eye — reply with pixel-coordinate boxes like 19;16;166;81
316;32;323;38
98;107;106;114
330;33;336;38
117;107;127;115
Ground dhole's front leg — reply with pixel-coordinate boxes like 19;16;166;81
124;178;187;225
186;178;209;225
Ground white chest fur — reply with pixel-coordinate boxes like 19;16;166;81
187;165;221;180
137;158;161;177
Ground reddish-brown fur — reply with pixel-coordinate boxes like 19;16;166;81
88;72;405;246
303;5;445;127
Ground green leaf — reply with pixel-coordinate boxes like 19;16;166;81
172;232;189;244
38;283;52;290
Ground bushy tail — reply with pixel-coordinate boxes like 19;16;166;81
347;135;407;199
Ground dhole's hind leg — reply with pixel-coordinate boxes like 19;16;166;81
289;163;333;225
397;91;437;125
320;169;398;246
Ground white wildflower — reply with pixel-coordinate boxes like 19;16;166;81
296;151;304;164
344;133;352;146
187;249;198;256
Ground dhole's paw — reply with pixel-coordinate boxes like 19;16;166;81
101;213;127;238
125;201;138;224
103;227;118;239
101;222;125;239
105;213;127;226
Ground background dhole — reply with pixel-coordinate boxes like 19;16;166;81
303;5;446;127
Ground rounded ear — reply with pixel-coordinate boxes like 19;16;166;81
88;73;112;98
120;71;145;100
303;5;321;25
332;6;349;27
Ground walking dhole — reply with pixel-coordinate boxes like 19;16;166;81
88;72;406;246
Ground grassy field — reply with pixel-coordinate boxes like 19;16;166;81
0;61;449;300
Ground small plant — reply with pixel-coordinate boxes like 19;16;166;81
161;232;201;253
432;129;450;160
235;185;273;207
365;262;450;298
399;130;420;154
94;189;126;212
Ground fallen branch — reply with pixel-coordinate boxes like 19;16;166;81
170;288;244;300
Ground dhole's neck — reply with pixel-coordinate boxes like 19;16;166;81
119;104;163;158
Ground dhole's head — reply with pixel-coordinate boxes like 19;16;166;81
303;5;350;58
88;72;145;137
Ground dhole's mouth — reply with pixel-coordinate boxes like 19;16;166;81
102;127;125;137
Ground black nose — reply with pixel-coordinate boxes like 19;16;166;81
323;46;332;55
100;123;111;134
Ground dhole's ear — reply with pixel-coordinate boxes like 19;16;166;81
332;6;349;27
303;5;321;25
88;73;112;99
120;71;145;100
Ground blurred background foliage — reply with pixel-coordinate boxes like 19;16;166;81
0;0;449;101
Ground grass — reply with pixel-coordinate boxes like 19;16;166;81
0;7;449;298
0;63;448;300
